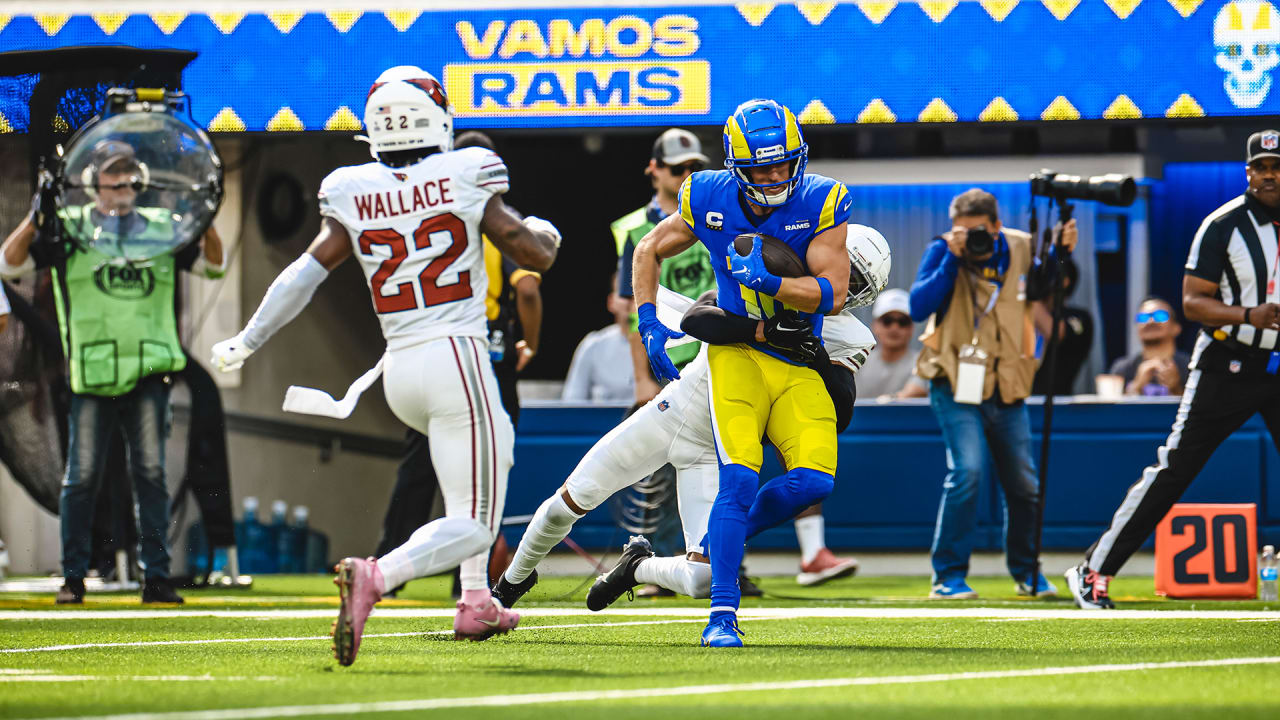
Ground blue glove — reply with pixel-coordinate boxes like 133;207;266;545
728;235;782;296
636;302;685;382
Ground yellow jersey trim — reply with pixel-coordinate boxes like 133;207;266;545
679;176;695;229
817;182;848;234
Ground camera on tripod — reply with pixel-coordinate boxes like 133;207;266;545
1030;169;1136;207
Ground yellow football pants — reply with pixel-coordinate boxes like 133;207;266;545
705;343;837;474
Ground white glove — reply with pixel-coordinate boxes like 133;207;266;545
523;216;561;248
211;334;254;372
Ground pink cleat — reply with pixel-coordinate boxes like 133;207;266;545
453;596;520;641
332;557;384;666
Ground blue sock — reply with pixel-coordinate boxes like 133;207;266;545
709;609;736;622
707;463;758;611
745;468;835;539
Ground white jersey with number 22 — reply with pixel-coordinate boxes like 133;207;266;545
317;146;509;350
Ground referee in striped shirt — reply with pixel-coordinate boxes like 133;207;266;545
1066;129;1280;609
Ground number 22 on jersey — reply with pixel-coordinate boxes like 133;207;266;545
357;213;470;314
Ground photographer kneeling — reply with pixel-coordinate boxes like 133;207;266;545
909;188;1076;599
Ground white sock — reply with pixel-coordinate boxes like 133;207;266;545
794;515;825;565
634;556;712;598
459;553;489;593
377;517;492;594
505;494;581;584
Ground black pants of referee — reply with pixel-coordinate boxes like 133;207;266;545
1085;366;1280;576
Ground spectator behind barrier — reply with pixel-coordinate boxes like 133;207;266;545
0;140;225;605
1105;297;1189;397
909;187;1076;600
563;278;635;403
858;288;927;400
1031;257;1094;395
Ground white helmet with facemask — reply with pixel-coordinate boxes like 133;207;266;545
360;66;453;160
844;223;891;309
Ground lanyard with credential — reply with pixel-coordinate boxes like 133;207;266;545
967;279;1001;346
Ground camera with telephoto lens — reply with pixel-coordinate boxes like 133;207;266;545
964;225;994;257
1029;169;1136;206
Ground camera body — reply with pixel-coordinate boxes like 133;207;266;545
964;225;995;257
1030;169;1136;207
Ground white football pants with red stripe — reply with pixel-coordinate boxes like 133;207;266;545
375;335;514;593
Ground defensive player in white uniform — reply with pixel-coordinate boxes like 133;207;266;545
210;67;561;665
492;226;890;609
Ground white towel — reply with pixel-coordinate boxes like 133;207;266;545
656;285;699;347
282;355;386;419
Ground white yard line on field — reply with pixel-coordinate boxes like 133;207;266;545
0;674;279;682
0;619;709;654
14;656;1280;720
3;606;1278;621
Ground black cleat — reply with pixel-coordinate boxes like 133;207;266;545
56;577;85;605
1064;563;1115;610
492;569;539;609
141;578;184;604
739;567;764;598
586;536;654;611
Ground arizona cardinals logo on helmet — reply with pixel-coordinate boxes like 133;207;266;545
404;77;449;111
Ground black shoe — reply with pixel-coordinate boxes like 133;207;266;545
739;568;764;598
1064;563;1115;610
492;569;539;609
56;578;85;605
586;536;653;611
142;578;185;604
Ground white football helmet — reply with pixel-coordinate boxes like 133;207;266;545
845;223;891;309
360;66;452;158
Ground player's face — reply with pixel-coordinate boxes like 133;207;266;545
746;161;791;197
873;312;912;351
1247;157;1280;207
96;164;138;216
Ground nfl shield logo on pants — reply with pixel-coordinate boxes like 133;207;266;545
1264;132;1279;150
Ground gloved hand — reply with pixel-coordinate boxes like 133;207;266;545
763;310;821;365
728;235;782;295
523;216;562;248
210;333;254;372
637;302;685;382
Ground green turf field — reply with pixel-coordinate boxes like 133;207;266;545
1;574;1278;719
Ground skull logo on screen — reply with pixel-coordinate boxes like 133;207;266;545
1215;0;1280;109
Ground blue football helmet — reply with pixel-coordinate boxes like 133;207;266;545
722;99;808;207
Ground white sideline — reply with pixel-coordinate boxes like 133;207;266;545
4;606;1278;620
0;619;708;654
0;674;279;683
15;656;1280;720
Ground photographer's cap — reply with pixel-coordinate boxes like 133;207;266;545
1247;130;1280;164
652;128;709;167
872;288;911;321
90;139;139;172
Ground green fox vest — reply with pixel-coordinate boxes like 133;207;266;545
52;206;186;396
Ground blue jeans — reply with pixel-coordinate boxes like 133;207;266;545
928;379;1040;585
60;375;173;580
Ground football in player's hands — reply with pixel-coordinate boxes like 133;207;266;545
210;334;254;372
732;233;806;278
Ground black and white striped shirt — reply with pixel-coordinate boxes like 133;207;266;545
1186;193;1280;351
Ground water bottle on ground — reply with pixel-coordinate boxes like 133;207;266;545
489;328;505;363
285;506;310;574
1261;544;1278;602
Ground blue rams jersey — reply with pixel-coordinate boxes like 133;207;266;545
676;169;852;363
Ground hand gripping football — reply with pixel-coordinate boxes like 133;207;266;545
732;232;806;278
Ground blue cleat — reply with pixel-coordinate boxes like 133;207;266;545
1016;572;1059;598
928;579;978;599
700;613;744;648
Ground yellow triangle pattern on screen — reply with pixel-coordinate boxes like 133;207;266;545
210;13;244;34
1103;94;1142;119
150;13;185;34
857;98;897;123
979;97;1019;122
736;3;776;26
326;10;361;32
268;11;305;34
1042;0;1080;20
920;1;959;22
325;106;362;131
918;98;957;122
384;10;420;32
52;114;69;133
0;112;12;133
0;14;12;33
796;1;838;25
798;99;836;124
979;0;1019;21
856;1;897;23
36;14;70;35
267;107;304;132
1166;93;1204;118
1167;0;1202;18
1104;0;1142;19
209;108;247;133
1041;96;1080;120
92;13;128;34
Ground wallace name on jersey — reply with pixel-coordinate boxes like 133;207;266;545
352;178;455;221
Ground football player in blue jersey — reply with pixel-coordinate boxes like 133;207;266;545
631;99;853;647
